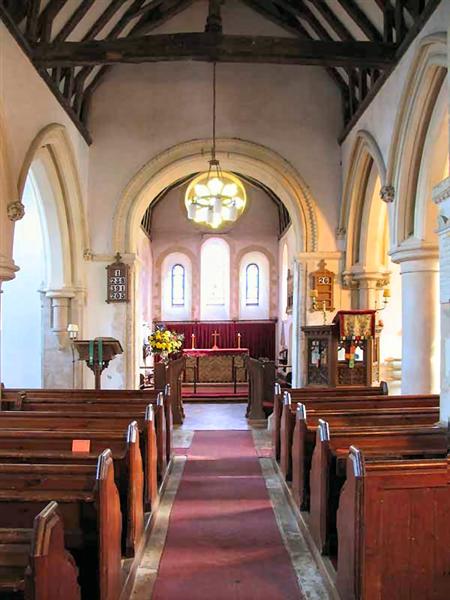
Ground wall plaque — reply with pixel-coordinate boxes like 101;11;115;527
106;253;129;303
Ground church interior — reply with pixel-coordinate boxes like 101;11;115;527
0;1;449;598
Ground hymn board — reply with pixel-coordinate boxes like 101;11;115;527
106;253;129;303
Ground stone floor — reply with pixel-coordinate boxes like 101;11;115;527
131;403;333;600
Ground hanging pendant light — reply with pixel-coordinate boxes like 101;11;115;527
185;63;246;229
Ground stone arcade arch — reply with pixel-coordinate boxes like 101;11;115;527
113;139;319;387
387;34;448;395
341;131;402;391
2;124;87;388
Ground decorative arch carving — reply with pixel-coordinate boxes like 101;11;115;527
113;138;319;255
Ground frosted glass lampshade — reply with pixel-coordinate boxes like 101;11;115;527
185;169;246;230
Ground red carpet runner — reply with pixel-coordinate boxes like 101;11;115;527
152;431;303;600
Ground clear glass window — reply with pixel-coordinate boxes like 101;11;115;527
245;263;259;305
171;264;185;306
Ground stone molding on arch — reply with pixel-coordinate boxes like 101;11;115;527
386;33;448;248
339;130;387;273
18;123;89;291
0;102;19;283
154;245;198;321
113;138;319;255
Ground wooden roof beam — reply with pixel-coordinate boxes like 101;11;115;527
336;0;383;41
52;0;95;43
34;34;397;69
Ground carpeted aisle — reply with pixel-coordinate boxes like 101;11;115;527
152;431;303;600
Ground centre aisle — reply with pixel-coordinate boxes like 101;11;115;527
152;430;303;600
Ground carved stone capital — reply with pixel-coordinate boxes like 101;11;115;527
83;248;94;261
7;201;25;221
341;272;359;290
380;185;395;203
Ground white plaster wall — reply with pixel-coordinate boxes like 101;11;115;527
86;2;342;257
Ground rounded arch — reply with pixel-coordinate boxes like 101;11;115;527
386;33;448;246
235;244;277;317
340;130;387;273
18;124;88;290
113;138;319;255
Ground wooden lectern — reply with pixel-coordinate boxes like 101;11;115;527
74;338;123;390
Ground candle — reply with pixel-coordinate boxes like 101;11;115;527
310;289;318;298
237;332;241;349
191;333;195;349
383;288;391;298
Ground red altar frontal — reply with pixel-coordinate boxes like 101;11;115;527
183;348;249;384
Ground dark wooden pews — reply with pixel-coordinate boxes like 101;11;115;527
309;419;447;556
336;447;450;600
278;391;440;481
0;500;81;599
272;383;389;462
290;400;440;510
0;450;122;600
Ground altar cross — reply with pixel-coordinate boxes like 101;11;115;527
211;330;220;349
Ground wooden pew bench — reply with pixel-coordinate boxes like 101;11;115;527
0;425;147;560
336;447;450;600
0;501;80;599
0;451;122;600
0;406;159;511
4;390;172;480
272;383;389;460
278;392;439;480
289;401;440;510
309;420;448;557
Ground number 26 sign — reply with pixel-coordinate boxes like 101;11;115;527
106;253;129;303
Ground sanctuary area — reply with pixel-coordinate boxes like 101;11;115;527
0;1;449;599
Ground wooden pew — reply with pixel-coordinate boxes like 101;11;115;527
0;501;81;599
278;391;439;480
309;420;448;556
0;423;146;559
336;447;450;600
4;388;171;481
0;450;122;600
290;401;440;510
272;383;389;462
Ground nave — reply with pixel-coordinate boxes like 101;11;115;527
131;403;330;600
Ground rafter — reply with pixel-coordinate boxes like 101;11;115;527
38;0;68;42
336;0;383;41
52;0;95;43
33;34;397;69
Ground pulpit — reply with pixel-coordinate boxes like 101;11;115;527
74;338;123;389
302;310;380;387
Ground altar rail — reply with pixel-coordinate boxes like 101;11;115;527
156;321;276;360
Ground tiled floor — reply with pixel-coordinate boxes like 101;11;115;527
179;402;249;430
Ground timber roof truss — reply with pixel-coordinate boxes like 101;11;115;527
0;0;442;144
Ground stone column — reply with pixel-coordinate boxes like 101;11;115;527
433;177;450;424
390;241;440;395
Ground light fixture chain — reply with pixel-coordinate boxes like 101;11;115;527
212;61;216;161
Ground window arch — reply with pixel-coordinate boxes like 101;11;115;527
239;251;270;320
245;263;260;305
201;238;230;320
171;264;185;306
161;252;192;320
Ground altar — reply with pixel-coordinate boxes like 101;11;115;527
183;348;248;386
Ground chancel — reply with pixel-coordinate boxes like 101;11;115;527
0;1;449;599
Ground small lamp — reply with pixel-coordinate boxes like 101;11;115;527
67;323;79;340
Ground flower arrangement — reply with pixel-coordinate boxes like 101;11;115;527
148;327;184;362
